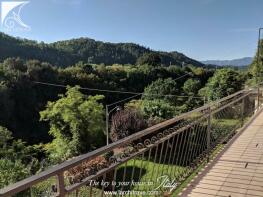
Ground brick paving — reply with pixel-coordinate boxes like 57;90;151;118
180;111;263;197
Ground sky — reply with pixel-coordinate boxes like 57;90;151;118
0;0;263;61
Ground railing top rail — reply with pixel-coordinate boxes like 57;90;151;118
0;87;254;196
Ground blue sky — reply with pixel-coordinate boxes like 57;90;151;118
1;0;263;60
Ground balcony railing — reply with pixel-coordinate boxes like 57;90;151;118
0;85;262;197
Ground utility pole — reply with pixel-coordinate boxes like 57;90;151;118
105;105;121;145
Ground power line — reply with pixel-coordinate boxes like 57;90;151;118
33;81;142;95
173;72;191;81
107;94;141;107
33;81;204;99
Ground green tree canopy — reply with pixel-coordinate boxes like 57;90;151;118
143;78;179;104
40;86;105;162
250;40;263;83
201;68;244;101
0;32;204;67
183;78;201;95
141;99;177;119
136;53;161;67
0;159;30;189
0;126;42;189
0;126;12;148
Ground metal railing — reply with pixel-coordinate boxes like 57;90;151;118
0;85;262;197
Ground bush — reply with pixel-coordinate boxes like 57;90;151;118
110;109;147;142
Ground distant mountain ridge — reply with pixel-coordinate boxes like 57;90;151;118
202;57;253;67
0;32;204;67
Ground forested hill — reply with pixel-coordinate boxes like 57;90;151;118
0;32;204;67
202;57;253;67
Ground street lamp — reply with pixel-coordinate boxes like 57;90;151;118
105;105;121;145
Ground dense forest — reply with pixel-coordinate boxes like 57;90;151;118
0;58;215;144
0;33;260;191
0;32;204;67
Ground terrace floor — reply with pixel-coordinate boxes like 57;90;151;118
179;109;263;197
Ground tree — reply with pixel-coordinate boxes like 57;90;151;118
40;86;105;162
143;78;179;104
136;53;161;67
26;60;58;82
74;61;94;73
250;40;263;83
183;79;201;95
141;99;177;119
201;68;244;101
0;83;14;127
0;159;30;189
0;126;12;149
0;126;42;189
2;58;27;72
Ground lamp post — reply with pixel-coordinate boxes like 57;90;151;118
105;105;121;145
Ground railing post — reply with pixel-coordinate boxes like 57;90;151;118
207;107;211;162
257;86;260;110
56;172;66;197
106;105;109;146
241;98;245;126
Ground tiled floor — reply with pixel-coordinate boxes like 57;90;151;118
180;111;263;197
